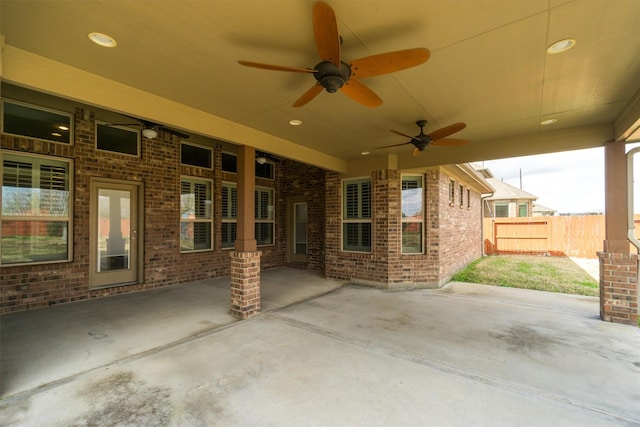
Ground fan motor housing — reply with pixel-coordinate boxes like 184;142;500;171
313;61;351;93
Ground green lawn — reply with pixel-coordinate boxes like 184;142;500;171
452;255;599;296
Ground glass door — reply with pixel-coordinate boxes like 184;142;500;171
290;200;307;263
90;179;140;288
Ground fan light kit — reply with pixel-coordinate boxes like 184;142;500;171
88;32;117;48
377;120;470;157
238;1;430;107
141;127;158;139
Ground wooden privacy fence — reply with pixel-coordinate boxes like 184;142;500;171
483;215;640;259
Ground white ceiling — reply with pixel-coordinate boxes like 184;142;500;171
2;0;640;171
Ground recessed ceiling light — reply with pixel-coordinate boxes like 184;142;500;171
546;38;575;54
540;118;557;125
88;32;117;48
361;151;370;156
289;119;302;126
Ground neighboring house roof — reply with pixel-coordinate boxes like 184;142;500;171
532;203;556;214
470;163;494;179
483;177;537;201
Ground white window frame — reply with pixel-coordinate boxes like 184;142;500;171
518;202;528;217
255;186;275;246
221;181;237;249
401;175;424;254
179;176;213;253
1;151;74;265
495;203;509;218
342;177;372;253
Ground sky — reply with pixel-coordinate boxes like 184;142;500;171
482;147;606;214
482;144;640;214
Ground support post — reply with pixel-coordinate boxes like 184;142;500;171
598;140;638;325
229;145;261;319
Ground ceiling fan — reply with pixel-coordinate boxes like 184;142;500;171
107;117;189;140
237;1;430;107
377;120;469;156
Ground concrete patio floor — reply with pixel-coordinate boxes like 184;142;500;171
1;269;640;426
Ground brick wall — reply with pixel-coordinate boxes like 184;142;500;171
1;105;327;313
599;252;639;325
437;171;483;282
281;160;326;272
324;168;483;287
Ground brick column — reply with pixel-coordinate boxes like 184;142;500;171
373;169;401;284
599;253;638;325
230;251;261;319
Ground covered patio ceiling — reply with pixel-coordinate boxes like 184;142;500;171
2;0;640;172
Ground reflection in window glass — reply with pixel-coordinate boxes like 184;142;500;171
2;100;72;144
1;153;72;265
402;176;423;254
180;178;213;251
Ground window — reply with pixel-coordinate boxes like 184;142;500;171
459;184;464;207
180;178;213;252
343;178;371;252
1;152;72;265
255;187;274;246
221;182;237;249
495;203;509;218
221;183;275;247
401;176;423;254
2;99;73;144
467;189;471;208
222;152;237;173
449;179;455;205
518;202;528;217
96;122;140;156
181;143;212;169
255;160;274;179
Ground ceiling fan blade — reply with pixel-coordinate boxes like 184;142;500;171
413;147;420;156
238;60;316;73
431;138;469;147
313;1;341;66
292;83;324;107
390;129;421;143
349;48;431;79
376;141;412;149
428;122;467;141
340;79;383;107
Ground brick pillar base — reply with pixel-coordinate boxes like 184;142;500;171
229;251;261;319
598;252;639;325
